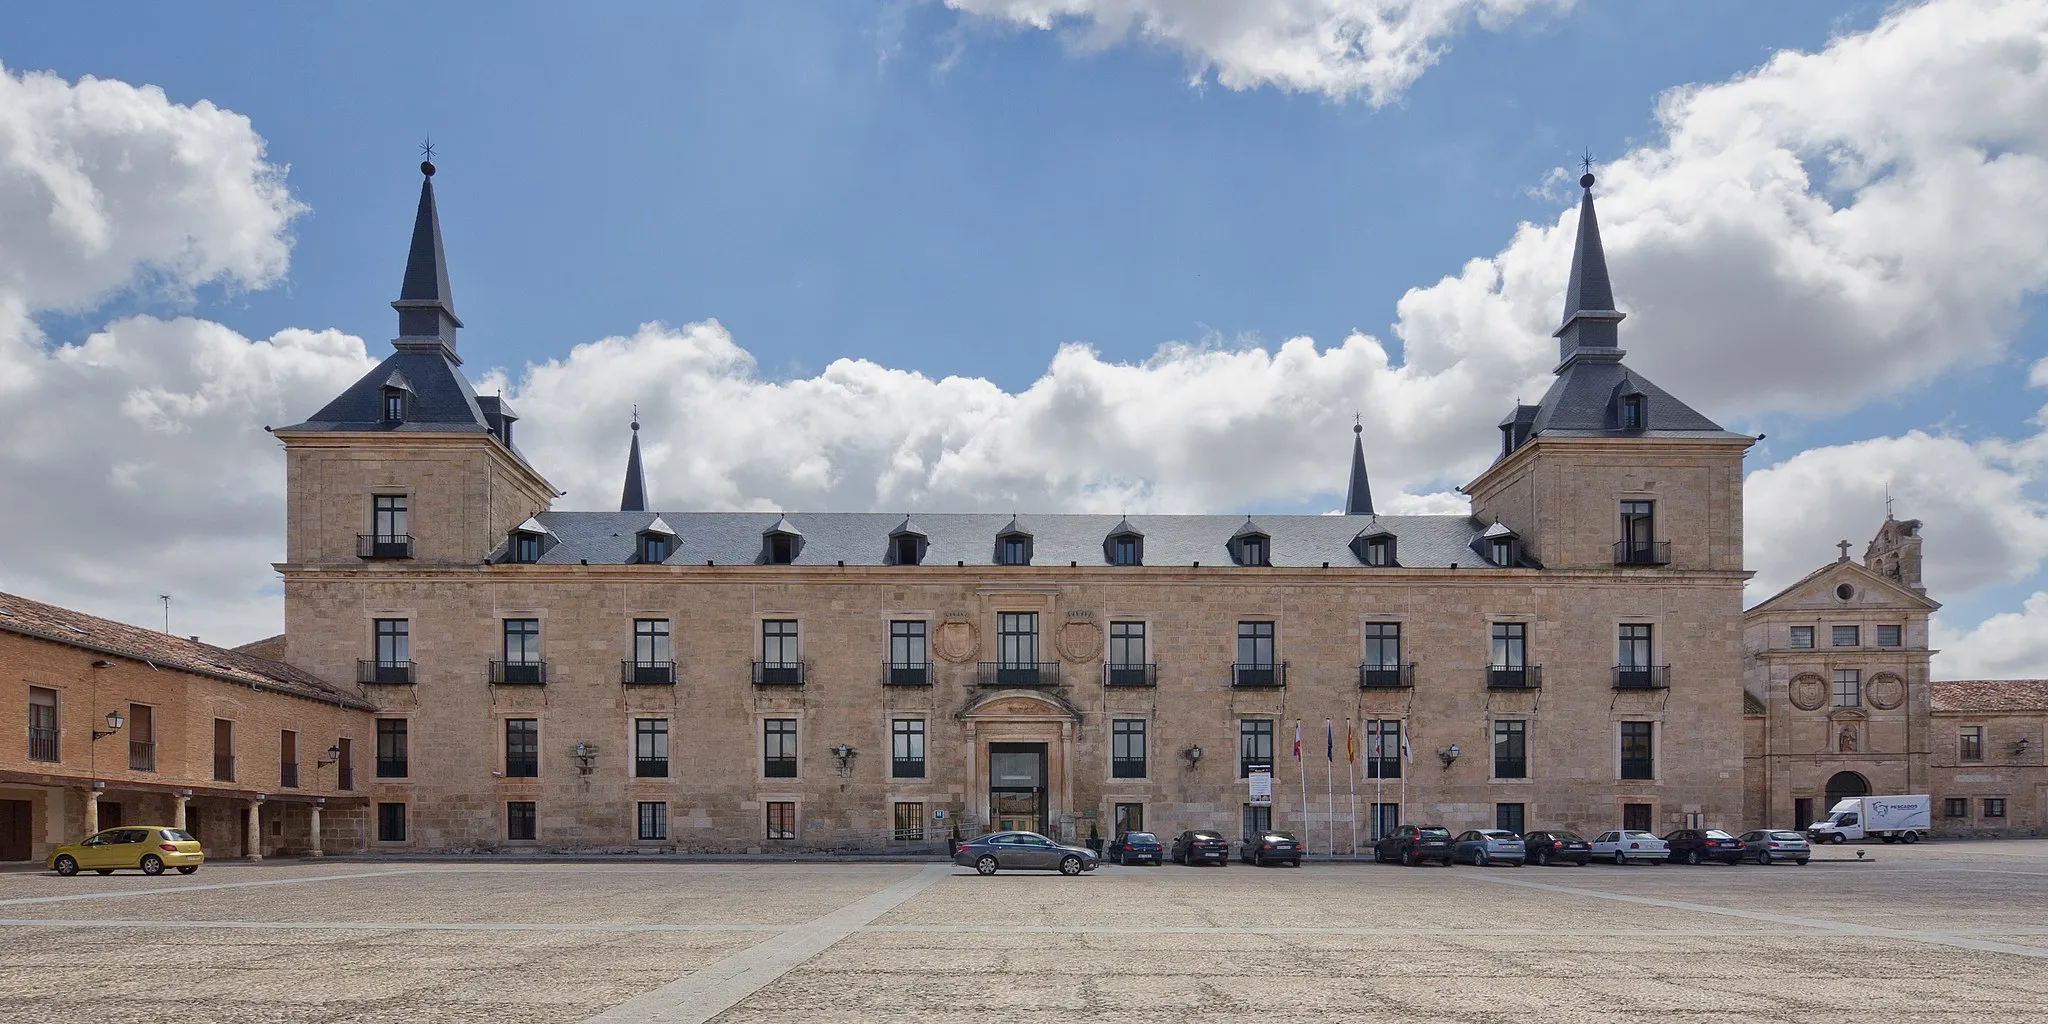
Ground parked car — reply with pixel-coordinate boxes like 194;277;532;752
1374;824;1456;866
1239;830;1303;866
1737;829;1812;865
1170;829;1231;866
1107;831;1164;866
49;826;203;877
1521;829;1592;866
1662;828;1746;865
1452;829;1526;866
952;831;1099;876
1590;830;1668;865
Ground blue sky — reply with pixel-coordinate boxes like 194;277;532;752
7;0;2048;671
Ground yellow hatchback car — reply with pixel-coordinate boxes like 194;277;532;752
49;826;204;877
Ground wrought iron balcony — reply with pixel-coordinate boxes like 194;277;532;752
375;758;407;779
884;662;932;686
621;660;677;685
1104;663;1158;687
128;740;155;772
1231;662;1287;688
634;758;669;778
27;726;58;762
358;660;414;685
357;534;414;559
978;662;1058;687
1613;665;1671;690
753;660;807;686
1486;665;1542;690
490;660;547;685
213;754;235;782
338;767;354;791
1359;663;1416;689
280;761;300;789
1613;540;1671;566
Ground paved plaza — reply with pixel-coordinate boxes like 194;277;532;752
4;843;2048;1022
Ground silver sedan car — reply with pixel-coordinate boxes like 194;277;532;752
1452;829;1526;866
953;831;1100;876
1737;829;1812;865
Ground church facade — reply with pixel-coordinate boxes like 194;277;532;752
270;163;1756;853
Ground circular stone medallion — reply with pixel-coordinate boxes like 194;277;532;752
1789;674;1827;711
1866;674;1906;710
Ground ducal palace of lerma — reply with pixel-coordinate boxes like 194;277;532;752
4;159;2040;863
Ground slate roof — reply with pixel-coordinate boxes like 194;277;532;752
275;348;497;434
1931;680;2048;714
490;511;1504;568
0;591;373;711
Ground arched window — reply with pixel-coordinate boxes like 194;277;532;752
1824;771;1870;809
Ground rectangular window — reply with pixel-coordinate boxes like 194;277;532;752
891;719;926;779
338;737;353;791
1943;797;1969;819
1493;720;1527;779
764;719;797;778
1242;804;1271;838
374;618;409;673
212;718;234;781
1959;726;1984;762
1237;621;1276;667
638;802;668;841
1985;798;2008;818
1876;624;1903;648
997;535;1030;565
1832;625;1861;647
1490;622;1527;669
761;619;799;666
1833;669;1862;708
1239;719;1274;778
1495;802;1525;835
128;703;154;771
766;801;796;840
1371;802;1400;841
894;802;925;841
501;619;542;683
1363;536;1393;566
504;719;539;778
635;719;669;778
1365;720;1402;779
27;686;58;762
893;534;922;565
1620;722;1654;780
633;619;672;666
1110;535;1141;566
1112;719;1147;779
1240;536;1268;566
640;534;669;563
1618;624;1653;669
376;802;406;843
280;729;299;789
1789;626;1814;649
372;494;408;540
889;620;928;668
1365;622;1401;669
997;612;1039;666
1622;803;1653;832
375;719;407;778
1114;802;1144;835
507;801;536;841
512;533;542;563
1108;621;1146;667
1620;500;1655;559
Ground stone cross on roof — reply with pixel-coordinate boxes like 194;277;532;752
1837;540;1852;562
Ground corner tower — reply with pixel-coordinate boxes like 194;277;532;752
1463;172;1753;571
272;159;557;583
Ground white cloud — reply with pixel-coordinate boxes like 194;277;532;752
1934;592;2048;679
944;0;1571;104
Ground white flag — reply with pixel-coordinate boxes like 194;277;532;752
1399;726;1412;765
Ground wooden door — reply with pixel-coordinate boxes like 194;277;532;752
100;801;123;829
0;800;31;861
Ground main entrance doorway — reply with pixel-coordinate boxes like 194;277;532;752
0;800;32;861
989;742;1048;835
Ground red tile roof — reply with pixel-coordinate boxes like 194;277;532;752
1932;680;2048;714
0;591;372;711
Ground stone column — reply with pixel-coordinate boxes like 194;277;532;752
244;797;264;861
308;800;324;858
83;789;101;835
172;792;189;829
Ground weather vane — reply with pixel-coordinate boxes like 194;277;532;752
420;135;436;162
1579;149;1594;175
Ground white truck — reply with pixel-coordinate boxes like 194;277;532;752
1807;795;1931;844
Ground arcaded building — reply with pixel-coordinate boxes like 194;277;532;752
272;164;1756;852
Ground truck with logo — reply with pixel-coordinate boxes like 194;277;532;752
1807;795;1931;844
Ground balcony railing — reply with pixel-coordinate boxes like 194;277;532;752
884;662;932;686
128;740;155;772
338;767;354;791
1104;663;1158;687
490;660;547;685
1359;663;1416;689
893;758;926;779
357;534;414;559
213;754;235;782
375;758;407;779
1231;662;1287;688
1486;665;1542;690
27;727;58;762
634;758;669;778
1613;665;1671;690
978;662;1059;687
753;660;807;686
1613;540;1671;566
622;660;677;685
280;762;300;789
358;660;415;685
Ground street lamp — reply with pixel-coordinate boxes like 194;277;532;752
92;710;126;741
316;744;341;768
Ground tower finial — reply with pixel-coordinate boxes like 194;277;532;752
1345;416;1374;516
419;135;436;176
620;410;649;512
392;147;463;361
1553;149;1623;368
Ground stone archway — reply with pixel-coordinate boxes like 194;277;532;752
1825;770;1870;809
958;690;1082;841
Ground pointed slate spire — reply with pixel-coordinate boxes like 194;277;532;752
391;158;465;362
1345;422;1374;515
1553;171;1625;367
620;411;648;512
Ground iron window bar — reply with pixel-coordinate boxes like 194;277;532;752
358;660;415;685
128;740;155;772
977;662;1058;687
356;534;414;559
753;660;807;686
635;758;669;778
1358;663;1416;689
621;660;677;685
1231;662;1286;688
1612;665;1671;690
213;755;235;782
490;660;548;685
280;762;300;788
1612;540;1671;566
883;662;932;686
339;767;355;791
1103;663;1158;687
27;727;58;762
1486;665;1542;690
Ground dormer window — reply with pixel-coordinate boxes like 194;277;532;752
382;388;406;423
511;532;542;564
640;535;669;563
1104;521;1143;566
1621;394;1644;430
997;532;1032;566
1490;538;1515;566
1501;426;1514;457
761;519;803;565
1351;530;1396;567
889;518;928;566
1229;522;1271;567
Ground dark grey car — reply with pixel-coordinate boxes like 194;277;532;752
952;831;1100;876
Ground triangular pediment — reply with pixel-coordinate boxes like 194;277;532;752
1746;559;1940;617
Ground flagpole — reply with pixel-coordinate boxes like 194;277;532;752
1398;722;1409;830
1324;719;1335;860
1295;720;1306;848
1372;721;1384;844
1347;718;1358;855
